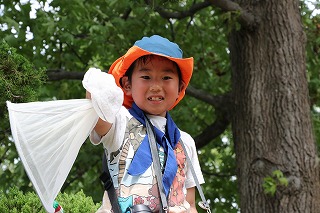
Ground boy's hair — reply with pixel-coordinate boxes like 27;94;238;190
121;55;182;86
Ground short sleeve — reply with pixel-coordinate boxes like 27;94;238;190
180;131;205;189
89;106;132;153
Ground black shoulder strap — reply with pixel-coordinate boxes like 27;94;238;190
99;150;121;213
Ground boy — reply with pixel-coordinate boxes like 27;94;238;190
83;35;204;213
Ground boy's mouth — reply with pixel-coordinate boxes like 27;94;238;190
148;96;164;101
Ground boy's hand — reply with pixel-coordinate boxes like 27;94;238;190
82;68;123;124
85;73;113;137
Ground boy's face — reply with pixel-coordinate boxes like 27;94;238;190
122;56;185;117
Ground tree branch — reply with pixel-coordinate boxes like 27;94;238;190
46;70;233;148
46;69;85;81
47;70;232;111
121;8;132;20
202;169;235;178
144;0;257;29
186;85;232;113
208;0;257;30
0;141;10;165
186;86;232;148
145;0;211;20
194;112;230;149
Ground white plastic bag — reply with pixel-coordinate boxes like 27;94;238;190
82;67;124;123
6;99;99;213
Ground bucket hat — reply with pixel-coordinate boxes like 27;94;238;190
108;35;193;109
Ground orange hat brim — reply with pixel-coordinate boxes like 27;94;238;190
109;46;193;109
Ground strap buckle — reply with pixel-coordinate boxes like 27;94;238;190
162;206;168;213
198;200;211;213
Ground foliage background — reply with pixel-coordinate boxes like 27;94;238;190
0;0;319;212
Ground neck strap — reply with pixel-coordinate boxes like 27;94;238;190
145;117;168;213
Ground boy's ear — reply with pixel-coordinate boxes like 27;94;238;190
121;76;132;95
178;81;186;94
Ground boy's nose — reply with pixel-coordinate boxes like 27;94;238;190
150;83;162;92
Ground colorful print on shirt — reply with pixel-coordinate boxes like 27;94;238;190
107;117;187;212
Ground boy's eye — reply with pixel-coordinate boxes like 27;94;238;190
163;76;172;80
141;76;150;79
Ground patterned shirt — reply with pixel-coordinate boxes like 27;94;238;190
91;107;204;213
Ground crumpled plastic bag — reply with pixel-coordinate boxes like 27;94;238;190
82;67;124;123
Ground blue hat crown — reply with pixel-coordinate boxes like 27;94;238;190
134;35;183;59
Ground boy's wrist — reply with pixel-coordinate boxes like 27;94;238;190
86;91;91;99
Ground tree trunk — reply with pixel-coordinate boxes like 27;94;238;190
229;0;320;212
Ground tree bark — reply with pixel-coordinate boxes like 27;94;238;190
229;0;320;212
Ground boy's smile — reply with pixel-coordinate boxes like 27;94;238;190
122;55;185;117
147;96;164;101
